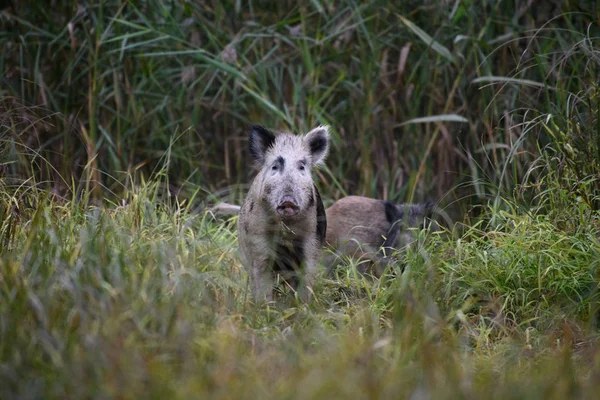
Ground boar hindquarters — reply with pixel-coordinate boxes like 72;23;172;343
325;196;434;276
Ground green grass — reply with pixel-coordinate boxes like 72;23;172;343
2;1;600;398
1;164;600;398
1;1;597;211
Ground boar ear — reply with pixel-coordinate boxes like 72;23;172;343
304;125;330;166
248;125;276;164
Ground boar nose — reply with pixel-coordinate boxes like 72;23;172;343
277;195;299;217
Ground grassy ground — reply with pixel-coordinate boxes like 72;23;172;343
2;1;600;399
1;156;599;399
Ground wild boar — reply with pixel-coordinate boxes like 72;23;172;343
324;196;434;277
238;124;330;302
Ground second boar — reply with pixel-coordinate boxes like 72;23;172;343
325;196;434;276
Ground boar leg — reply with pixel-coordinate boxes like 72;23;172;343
299;260;317;302
297;241;319;302
250;258;274;303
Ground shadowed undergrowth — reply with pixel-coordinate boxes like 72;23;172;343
1;1;599;214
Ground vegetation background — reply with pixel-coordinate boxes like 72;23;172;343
1;0;600;398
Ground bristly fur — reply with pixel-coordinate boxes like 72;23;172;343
238;125;330;303
315;186;327;245
324;196;436;277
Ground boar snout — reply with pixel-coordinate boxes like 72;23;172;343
277;195;299;217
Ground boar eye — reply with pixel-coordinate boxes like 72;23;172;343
272;156;285;172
